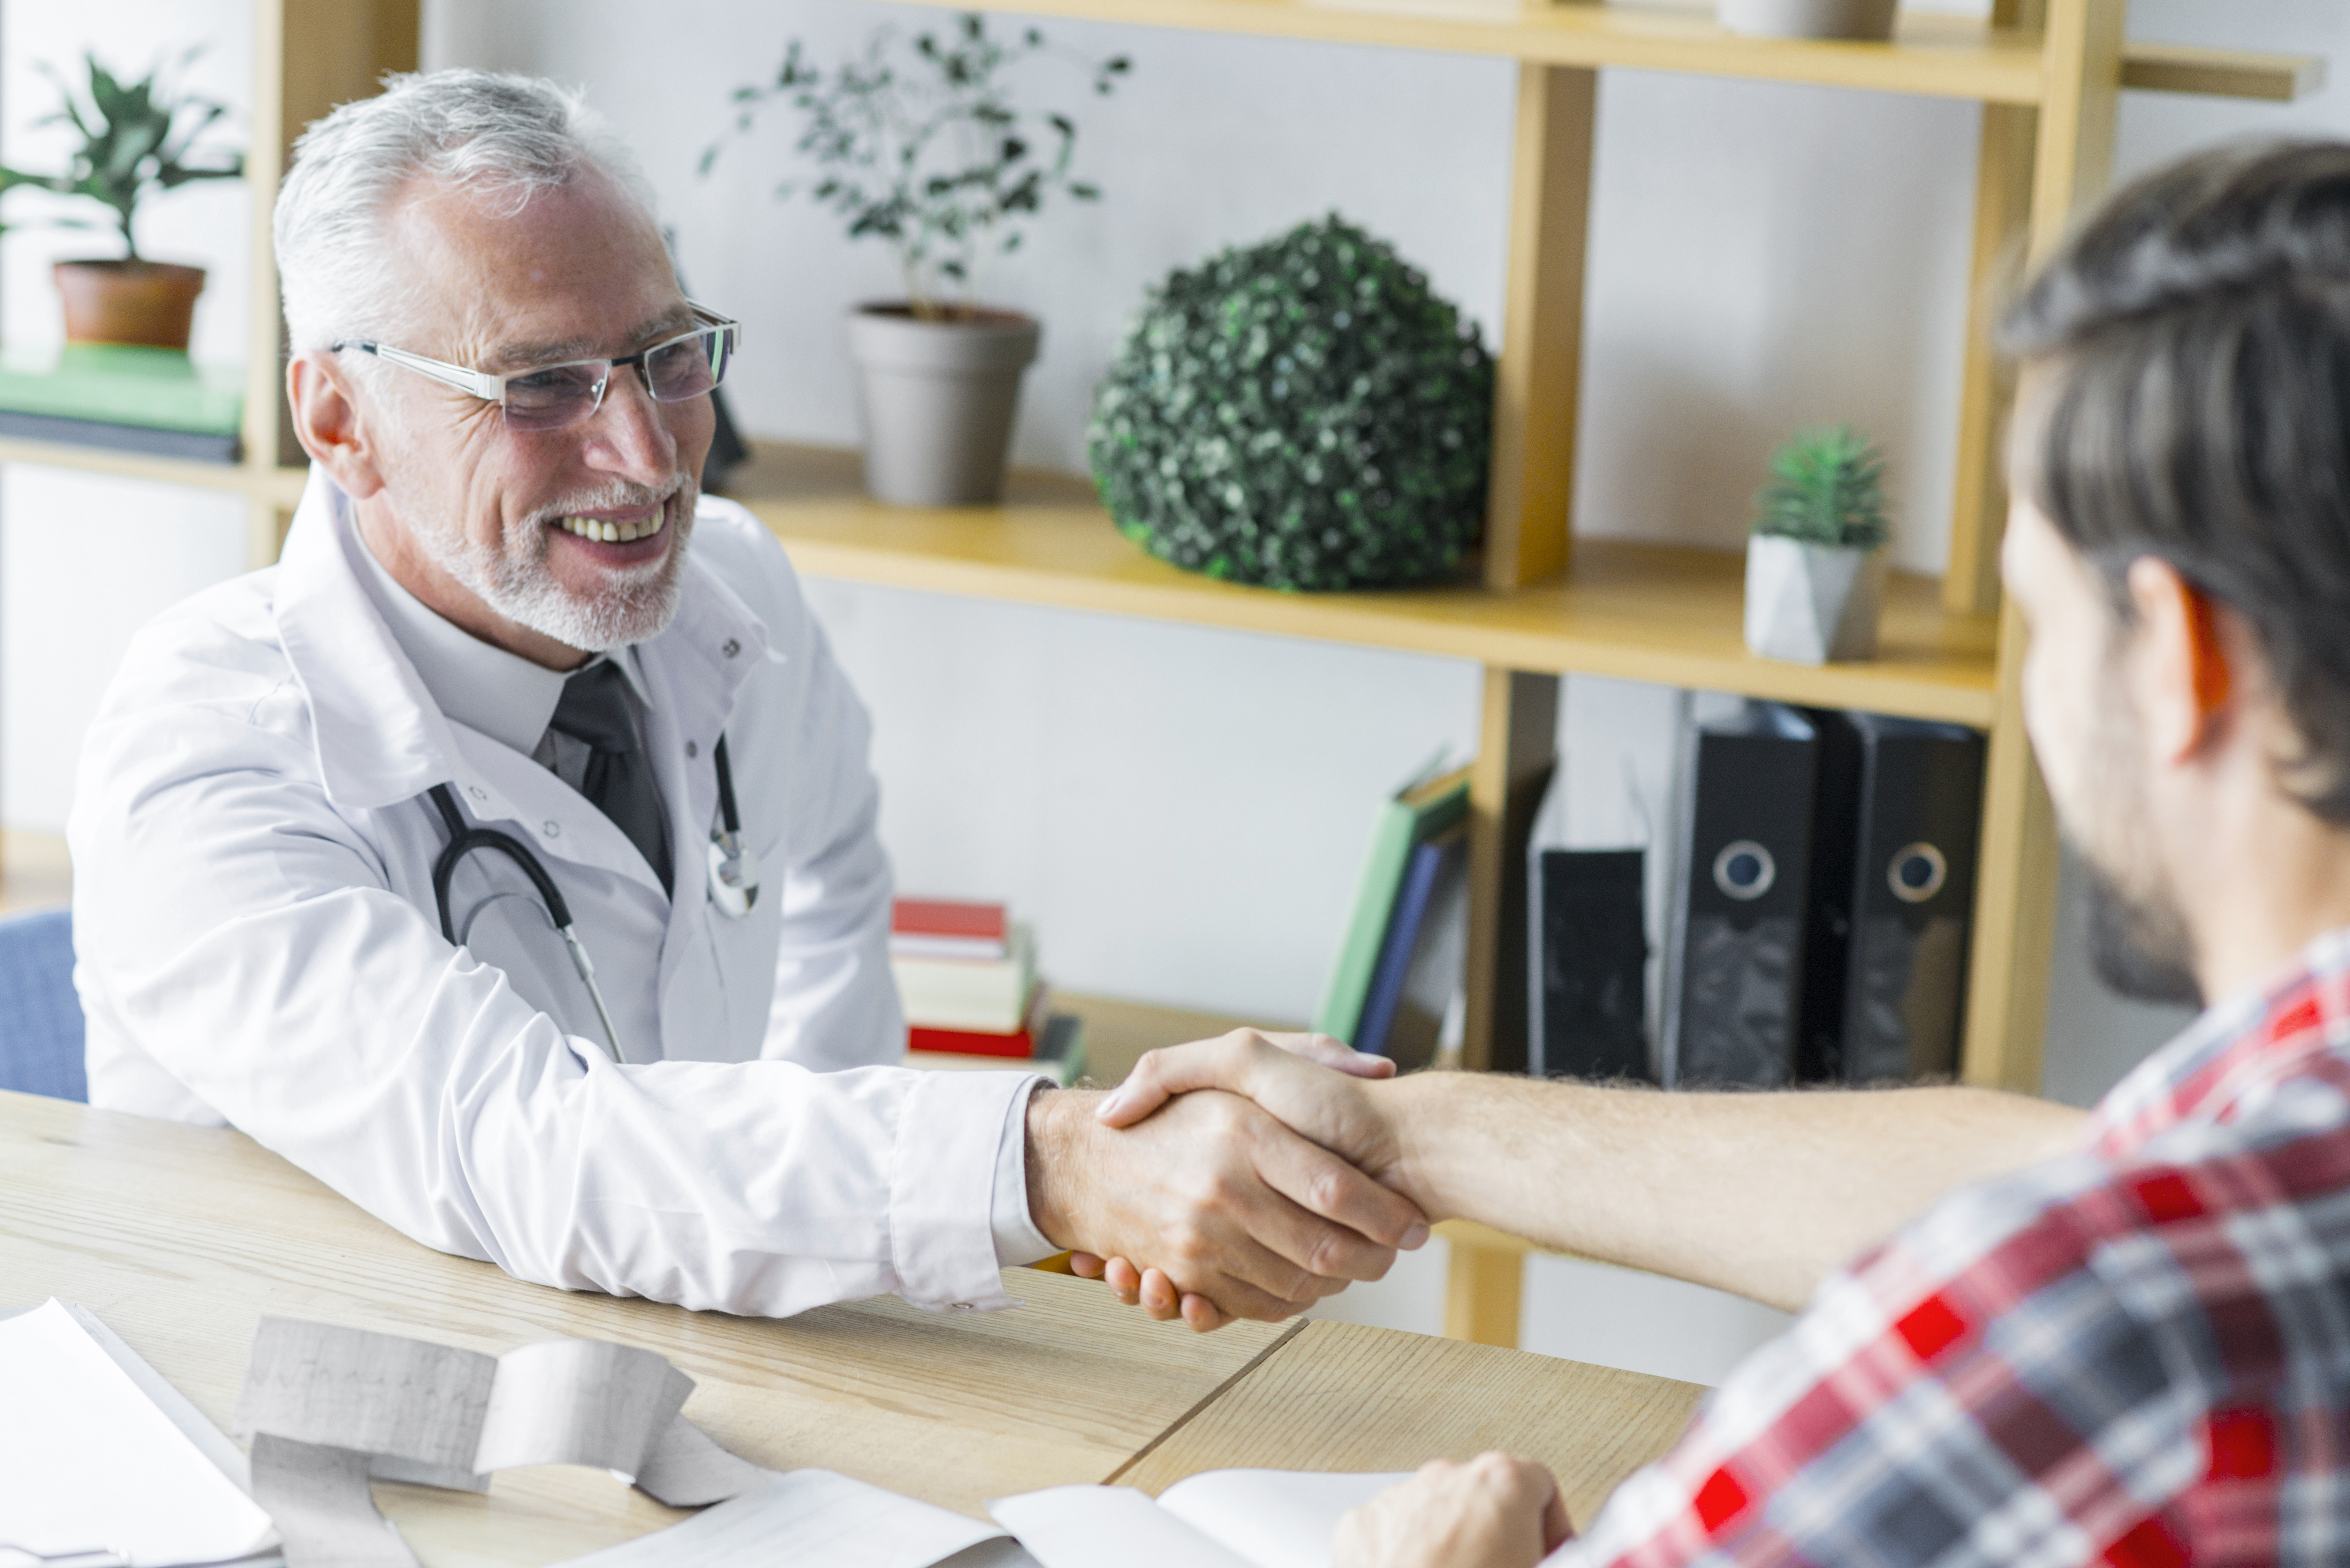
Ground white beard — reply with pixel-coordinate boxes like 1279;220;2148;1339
425;475;697;652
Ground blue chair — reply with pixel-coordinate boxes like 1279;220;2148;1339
0;907;85;1101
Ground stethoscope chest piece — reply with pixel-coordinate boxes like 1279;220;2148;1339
708;833;759;919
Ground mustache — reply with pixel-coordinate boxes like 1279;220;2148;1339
521;472;693;529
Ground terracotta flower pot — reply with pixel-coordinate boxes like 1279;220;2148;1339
846;305;1041;507
54;260;207;351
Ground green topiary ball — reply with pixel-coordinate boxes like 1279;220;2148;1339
1088;215;1494;592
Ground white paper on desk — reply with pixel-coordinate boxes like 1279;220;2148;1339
0;1298;278;1566
989;1485;1255;1568
565;1469;1012;1568
1157;1471;1415;1568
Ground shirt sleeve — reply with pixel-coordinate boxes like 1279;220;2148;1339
990;1078;1058;1267
1555;1153;2208;1568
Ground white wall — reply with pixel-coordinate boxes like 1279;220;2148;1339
9;0;2342;1381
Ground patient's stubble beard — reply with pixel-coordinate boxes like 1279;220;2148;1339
2068;670;2203;1010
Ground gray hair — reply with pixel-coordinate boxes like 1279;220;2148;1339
274;70;656;355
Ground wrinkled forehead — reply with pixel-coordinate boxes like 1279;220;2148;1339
378;163;686;368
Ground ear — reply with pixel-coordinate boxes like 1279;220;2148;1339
2122;555;2235;763
286;352;389;501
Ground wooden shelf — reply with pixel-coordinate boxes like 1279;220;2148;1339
893;0;2319;107
724;442;1999;727
0;437;307;509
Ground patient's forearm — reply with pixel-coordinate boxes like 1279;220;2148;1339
1383;1074;2086;1312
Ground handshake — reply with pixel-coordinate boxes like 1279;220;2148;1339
1020;1030;1441;1333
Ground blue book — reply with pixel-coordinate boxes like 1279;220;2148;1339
1356;833;1452;1057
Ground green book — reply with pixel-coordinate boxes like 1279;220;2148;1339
0;344;243;435
1314;761;1473;1044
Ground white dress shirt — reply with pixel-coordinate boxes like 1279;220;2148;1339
71;468;1052;1317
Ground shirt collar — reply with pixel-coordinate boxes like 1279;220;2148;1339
273;467;734;814
341;508;658;753
343;506;572;755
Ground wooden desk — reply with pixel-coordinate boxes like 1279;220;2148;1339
0;1089;1701;1563
1119;1321;1706;1533
0;1091;1293;1562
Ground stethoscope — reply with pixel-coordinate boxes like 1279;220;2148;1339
426;735;760;1066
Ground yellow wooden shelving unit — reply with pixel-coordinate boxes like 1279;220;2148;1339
2;0;2318;1345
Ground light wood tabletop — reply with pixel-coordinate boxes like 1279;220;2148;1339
0;1090;1294;1563
2;1086;1707;1564
1118;1319;1706;1533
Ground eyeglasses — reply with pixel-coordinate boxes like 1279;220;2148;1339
332;303;741;433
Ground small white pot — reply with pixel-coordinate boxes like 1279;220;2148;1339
846;305;1041;507
1717;0;1897;40
1744;534;1890;665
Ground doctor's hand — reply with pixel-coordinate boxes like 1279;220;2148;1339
1334;1453;1573;1568
1066;1030;1422;1326
1024;1077;1427;1329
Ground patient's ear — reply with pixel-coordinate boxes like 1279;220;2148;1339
2124;555;2236;762
286;353;388;501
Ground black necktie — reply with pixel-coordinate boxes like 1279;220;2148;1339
550;661;673;893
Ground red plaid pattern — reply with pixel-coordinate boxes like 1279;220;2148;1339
1561;929;2350;1568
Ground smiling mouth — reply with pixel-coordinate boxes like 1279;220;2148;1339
555;509;667;544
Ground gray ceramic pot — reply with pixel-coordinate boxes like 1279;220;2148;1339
1744;534;1890;664
846;306;1041;507
1717;0;1897;40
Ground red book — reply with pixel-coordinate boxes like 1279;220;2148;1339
907;985;1051;1058
891;897;1009;961
907;1023;1035;1059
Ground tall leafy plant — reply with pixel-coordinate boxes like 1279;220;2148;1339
0;49;245;263
702;12;1127;319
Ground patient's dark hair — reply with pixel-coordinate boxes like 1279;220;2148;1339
2003;139;2350;822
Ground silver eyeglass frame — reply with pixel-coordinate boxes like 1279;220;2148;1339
330;301;741;427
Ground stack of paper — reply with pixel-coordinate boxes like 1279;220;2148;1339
0;1299;278;1567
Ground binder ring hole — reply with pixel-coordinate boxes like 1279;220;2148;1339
1888;842;1948;904
1712;840;1776;901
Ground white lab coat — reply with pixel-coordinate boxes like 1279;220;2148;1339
69;469;1041;1317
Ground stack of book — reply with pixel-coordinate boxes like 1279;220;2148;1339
1315;759;1475;1071
0;343;244;462
892;897;1086;1085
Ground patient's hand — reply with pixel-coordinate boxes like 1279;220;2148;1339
1025;1082;1424;1328
1068;1030;1426;1328
1334;1454;1573;1568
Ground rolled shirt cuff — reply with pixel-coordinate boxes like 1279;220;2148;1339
888;1066;1051;1312
990;1078;1058;1268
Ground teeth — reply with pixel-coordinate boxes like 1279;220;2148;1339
557;512;665;542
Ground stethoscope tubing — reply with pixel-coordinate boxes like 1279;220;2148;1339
426;738;754;1068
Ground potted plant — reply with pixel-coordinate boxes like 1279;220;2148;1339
1;50;244;351
706;14;1129;507
1090;215;1494;592
1717;0;1897;40
1743;423;1893;664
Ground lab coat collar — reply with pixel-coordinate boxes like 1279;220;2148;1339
275;467;464;811
274;467;778;819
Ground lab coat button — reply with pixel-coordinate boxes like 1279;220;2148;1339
722;638;741;659
543;820;561;838
685;740;698;758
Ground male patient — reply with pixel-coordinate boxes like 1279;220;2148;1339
67;69;1422;1324
1101;140;2350;1566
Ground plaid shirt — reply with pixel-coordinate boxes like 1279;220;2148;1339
1565;927;2350;1568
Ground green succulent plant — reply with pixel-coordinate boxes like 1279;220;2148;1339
703;12;1128;319
1751;423;1892;552
0;49;245;263
1089;215;1494;593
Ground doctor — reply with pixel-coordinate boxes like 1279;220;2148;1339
68;69;1424;1323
